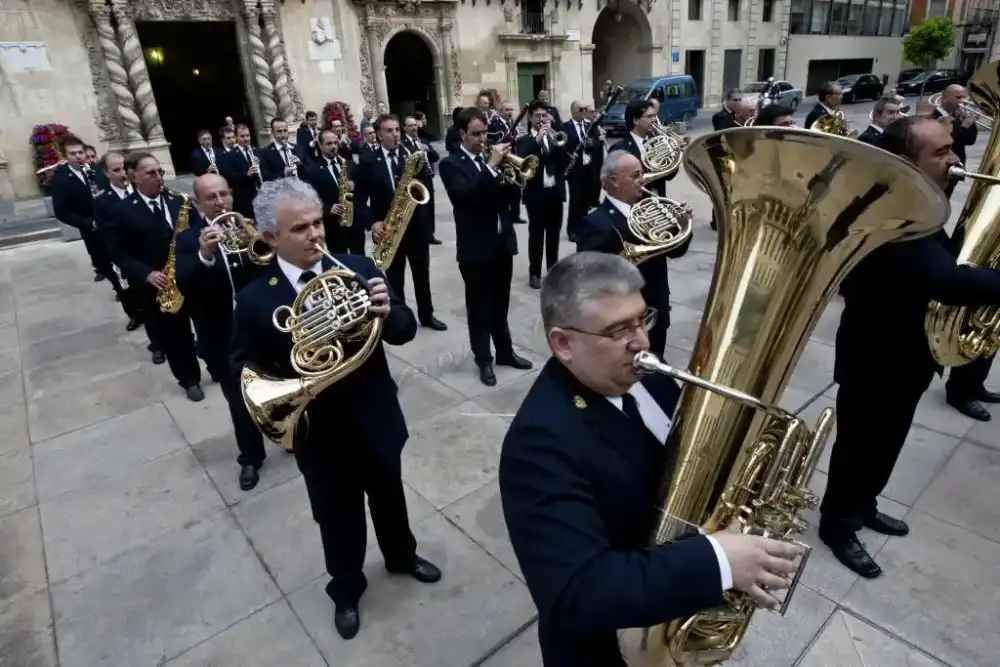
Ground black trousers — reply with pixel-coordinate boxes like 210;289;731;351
193;314;266;467
459;249;515;366
295;422;417;607
427;187;437;236
385;234;434;322
138;287;201;388
819;371;933;537
945;355;994;399
504;183;522;222
80;227;113;277
566;168;591;239
324;218;365;255
526;192;564;278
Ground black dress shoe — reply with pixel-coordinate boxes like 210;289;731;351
420;316;448;331
863;511;909;537
429;236;443;245
529;276;541;289
151;350;166;365
948;396;991;421
94;273;105;282
125;317;141;332
238;464;260;491
387;556;442;583
567;233;578;243
980;388;1000;403
496;353;533;370
479;364;497;386
185;385;205;402
334;604;360;640
820;532;883;578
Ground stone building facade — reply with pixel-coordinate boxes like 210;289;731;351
0;0;792;199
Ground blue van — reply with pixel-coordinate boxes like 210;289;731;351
601;74;699;136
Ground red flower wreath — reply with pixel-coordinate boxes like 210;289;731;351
321;101;360;141
29;123;70;188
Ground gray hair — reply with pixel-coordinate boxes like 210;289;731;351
541;252;645;331
252;177;322;233
872;95;899;116
600;149;636;184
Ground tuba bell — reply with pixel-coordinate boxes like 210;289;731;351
241;246;383;451
619;126;948;667
927;59;1000;366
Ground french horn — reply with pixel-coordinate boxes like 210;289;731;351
619;126;949;666
811;110;859;138
241;246;383;451
618;180;693;264
208;211;273;265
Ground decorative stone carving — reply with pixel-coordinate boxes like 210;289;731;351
111;0;164;140
260;3;296;122
89;2;144;143
131;0;236;21
243;2;278;127
73;0;120;141
358;39;377;107
450;43;462;103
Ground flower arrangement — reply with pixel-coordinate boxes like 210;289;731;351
29;123;70;190
321;101;360;141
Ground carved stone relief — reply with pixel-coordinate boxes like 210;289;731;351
450;43;462;103
72;0;121;141
131;0;236;21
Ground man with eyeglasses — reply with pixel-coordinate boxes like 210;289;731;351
575;150;691;358
499;252;803;667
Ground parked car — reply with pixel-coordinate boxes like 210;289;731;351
896;69;970;96
897;68;925;85
837;73;884;103
741;80;802;111
600;74;699;136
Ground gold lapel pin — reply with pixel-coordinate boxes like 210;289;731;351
574;395;587;409
268;277;278;286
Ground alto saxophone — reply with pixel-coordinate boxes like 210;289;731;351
156;190;192;314
371;150;431;270
337;154;355;228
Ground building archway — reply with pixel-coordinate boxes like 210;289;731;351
591;3;653;102
384;31;440;133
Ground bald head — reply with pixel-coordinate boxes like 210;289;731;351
733;99;756;123
571;99;592;120
193;173;233;218
940;85;967;114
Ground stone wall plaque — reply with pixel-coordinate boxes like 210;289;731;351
0;42;53;73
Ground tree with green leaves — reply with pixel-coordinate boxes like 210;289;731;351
903;17;957;69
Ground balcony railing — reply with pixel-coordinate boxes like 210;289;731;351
521;10;550;34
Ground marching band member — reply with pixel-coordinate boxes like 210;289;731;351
296;110;321;163
753;104;795;128
804;81;844;129
94;151;142;332
354;114;447;331
712;89;743;131
259;118;303;182
231;177;441;639
218;124;261;219
302;129;363;255
932;85;978;198
175;173;268;490
563;100;603;242
358;124;379;157
105;153;203;401
608;100;677;199
219;126;236;154
327;118;356;161
439;108;532;386
857;96;902;146
536;89;562;125
517;101;570;289
402;115;443;246
488;101;526;225
575;150;692;358
500;252;802;667
446;106;464;154
190;129;221;177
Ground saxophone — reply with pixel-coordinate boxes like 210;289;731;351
337;154;355;228
156;190;192;314
370;149;431;270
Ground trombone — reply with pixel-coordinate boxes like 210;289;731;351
928;92;993;130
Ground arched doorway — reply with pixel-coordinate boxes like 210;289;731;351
591;4;653;102
384;31;440;133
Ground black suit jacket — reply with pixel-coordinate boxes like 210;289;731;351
259;142;303;182
576;200;690;328
106;190;185;286
836;230;1000;385
856;125;882;146
231;254;416;460
804;103;827;130
607;135;675;198
561;119;603;181
438;149;518;264
189;146;221;177
930;107;978;166
500;359;725;667
302;155;354;229
219;147;260;217
51;164;96;230
711;109;738;131
516;132;569;206
401;135;439;179
353;145;433;244
92;186;131;233
295;125;320;163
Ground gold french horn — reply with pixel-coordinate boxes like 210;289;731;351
208;210;273;265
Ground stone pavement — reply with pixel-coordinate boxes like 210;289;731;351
3;110;1000;667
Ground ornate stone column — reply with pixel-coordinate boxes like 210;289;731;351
365;29;389;108
440;20;456;107
260;0;295;122
243;1;278;129
89;1;143;143
110;0;163;141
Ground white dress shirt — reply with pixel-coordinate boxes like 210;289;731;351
68;165;89;187
630;131;646;150
574;120;592;166
381;146;402;184
110;184;132;199
459;145;502;233
605;194;632;219
277;256;324;295
605;382;735;592
139;191;173;228
530;128;557;188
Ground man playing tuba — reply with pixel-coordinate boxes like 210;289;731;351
231;178;442;640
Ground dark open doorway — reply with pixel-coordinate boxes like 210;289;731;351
136;21;251;173
384;32;440;134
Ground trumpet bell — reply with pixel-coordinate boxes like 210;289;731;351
241;268;383;450
551;131;569;147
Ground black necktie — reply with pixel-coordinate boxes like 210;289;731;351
299;269;317;286
475;154;486;171
390;150;402;183
82;169;95;189
151;199;169;228
326;159;338;185
621;392;663;447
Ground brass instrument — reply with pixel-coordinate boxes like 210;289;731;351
156;190;192;314
928;91;993;129
207;210;273;265
619;126;949;667
370;149;430;270
618;190;693;264
336;154;355;228
539;122;568;149
927;59;1000;366
811;110;859;138
241;245;383;450
742;113;757;127
500;153;539;189
640;130;684;180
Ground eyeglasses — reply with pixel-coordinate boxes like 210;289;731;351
565;307;658;343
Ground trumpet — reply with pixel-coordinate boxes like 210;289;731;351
928;92;993;129
538;123;568;149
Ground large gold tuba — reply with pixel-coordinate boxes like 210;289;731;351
927;59;1000;366
371;149;430;270
619;126;948;667
241;246;383;451
157;190;192;314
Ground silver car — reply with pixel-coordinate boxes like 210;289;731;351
741;80;803;112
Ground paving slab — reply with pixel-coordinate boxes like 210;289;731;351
0;106;997;666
